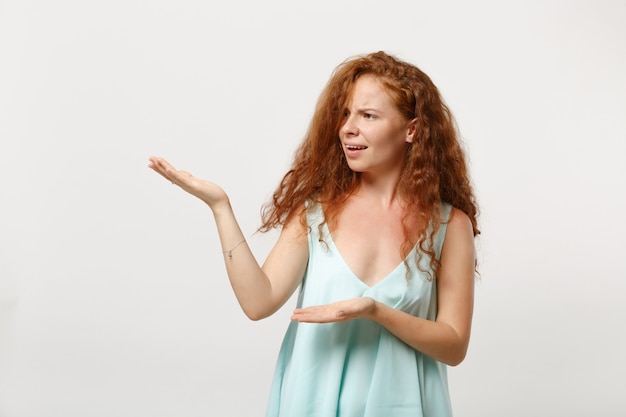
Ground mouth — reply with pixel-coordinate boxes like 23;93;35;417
345;144;368;150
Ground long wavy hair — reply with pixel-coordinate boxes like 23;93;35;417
260;51;479;277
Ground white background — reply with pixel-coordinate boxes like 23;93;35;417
1;1;625;416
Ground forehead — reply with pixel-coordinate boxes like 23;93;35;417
347;75;395;107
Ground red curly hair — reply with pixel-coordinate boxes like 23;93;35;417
260;51;479;277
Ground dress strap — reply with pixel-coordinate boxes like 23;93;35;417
434;202;453;260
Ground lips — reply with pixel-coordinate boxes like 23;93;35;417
345;144;368;150
343;143;368;159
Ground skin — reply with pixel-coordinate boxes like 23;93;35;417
148;75;475;367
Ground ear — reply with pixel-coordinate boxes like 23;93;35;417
405;118;418;143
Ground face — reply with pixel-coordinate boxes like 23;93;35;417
339;75;416;178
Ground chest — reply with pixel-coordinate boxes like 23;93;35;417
330;204;418;286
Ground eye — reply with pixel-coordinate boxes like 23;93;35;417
342;109;350;118
363;113;376;120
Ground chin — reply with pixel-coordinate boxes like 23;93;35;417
346;164;365;173
345;160;365;172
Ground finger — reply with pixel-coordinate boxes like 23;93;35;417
292;307;342;323
148;157;170;176
153;158;176;177
149;163;177;184
292;314;330;323
291;308;318;321
148;157;183;185
160;163;191;186
148;156;172;172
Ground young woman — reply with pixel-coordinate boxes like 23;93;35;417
149;51;479;417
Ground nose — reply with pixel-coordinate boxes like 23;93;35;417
340;113;359;137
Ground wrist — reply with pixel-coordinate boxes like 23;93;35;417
208;197;232;216
362;298;382;321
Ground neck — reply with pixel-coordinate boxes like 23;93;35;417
355;172;403;208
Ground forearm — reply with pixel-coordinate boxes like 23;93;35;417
148;156;301;319
366;301;470;366
210;200;275;320
368;209;476;366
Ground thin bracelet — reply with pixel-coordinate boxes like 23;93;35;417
222;239;246;260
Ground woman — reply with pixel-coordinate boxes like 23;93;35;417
149;51;479;416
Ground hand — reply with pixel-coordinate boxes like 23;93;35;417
148;156;229;209
291;297;376;323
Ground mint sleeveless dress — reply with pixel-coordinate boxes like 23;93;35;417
266;202;454;417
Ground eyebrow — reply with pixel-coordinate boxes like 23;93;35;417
355;107;381;114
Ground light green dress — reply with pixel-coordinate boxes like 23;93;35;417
266;202;454;417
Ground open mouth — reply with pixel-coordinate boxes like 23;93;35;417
345;145;368;150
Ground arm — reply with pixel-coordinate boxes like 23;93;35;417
292;208;475;366
148;157;309;321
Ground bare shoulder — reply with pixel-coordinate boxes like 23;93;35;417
446;207;473;234
440;207;475;273
270;204;309;259
280;204;309;240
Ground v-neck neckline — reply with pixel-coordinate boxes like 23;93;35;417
321;221;414;289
